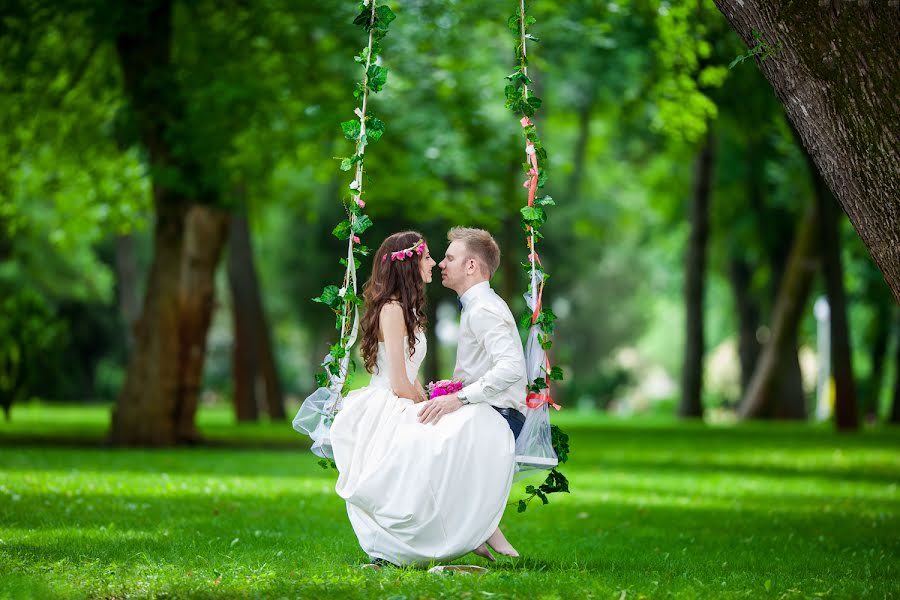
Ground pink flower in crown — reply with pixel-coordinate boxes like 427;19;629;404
352;235;361;244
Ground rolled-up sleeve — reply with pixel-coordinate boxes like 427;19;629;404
461;305;526;404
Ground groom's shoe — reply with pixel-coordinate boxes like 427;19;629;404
472;543;496;562
486;528;520;558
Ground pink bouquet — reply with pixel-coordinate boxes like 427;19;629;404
427;379;463;400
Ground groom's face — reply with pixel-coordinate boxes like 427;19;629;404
439;240;473;293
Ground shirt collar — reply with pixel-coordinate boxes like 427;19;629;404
459;281;491;309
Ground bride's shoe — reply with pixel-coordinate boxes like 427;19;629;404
473;543;496;562
486;527;519;558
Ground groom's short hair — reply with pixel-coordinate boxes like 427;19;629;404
448;227;501;278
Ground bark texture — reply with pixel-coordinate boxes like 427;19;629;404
713;0;900;302
680;129;715;418
739;205;819;419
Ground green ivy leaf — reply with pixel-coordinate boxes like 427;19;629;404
315;371;329;387
341;120;361;142
507;15;520;35
313;285;341;307
536;195;555;206
367;65;389;92
550;366;564;381
352;214;373;235
520;205;547;227
366;116;386;142
374;5;396;30
352;8;371;30
517;499;527;513
332;220;352;240
519;312;534;330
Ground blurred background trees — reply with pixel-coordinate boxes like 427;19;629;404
1;0;897;442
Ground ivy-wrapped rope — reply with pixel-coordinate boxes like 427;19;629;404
293;0;395;467
506;0;571;512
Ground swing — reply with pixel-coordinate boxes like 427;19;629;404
293;1;565;487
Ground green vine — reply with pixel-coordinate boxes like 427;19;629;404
729;29;782;69
506;1;570;512
313;1;395;403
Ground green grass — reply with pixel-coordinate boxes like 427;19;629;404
1;403;898;599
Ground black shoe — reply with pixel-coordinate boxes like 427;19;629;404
371;557;398;568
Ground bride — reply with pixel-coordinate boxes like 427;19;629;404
330;231;516;566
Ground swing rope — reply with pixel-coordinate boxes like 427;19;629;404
514;0;560;412
294;1;395;463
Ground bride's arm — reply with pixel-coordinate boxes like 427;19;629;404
381;303;424;402
414;379;428;403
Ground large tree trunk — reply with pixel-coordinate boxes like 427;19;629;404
174;206;229;441
811;165;858;430
739;205;818;419
712;1;900;302
728;258;761;396
865;302;891;421
115;234;142;352
227;206;285;422
680;128;715;418
109;1;227;445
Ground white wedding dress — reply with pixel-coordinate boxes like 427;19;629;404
330;331;516;565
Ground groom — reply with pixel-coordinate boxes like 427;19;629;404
418;226;525;560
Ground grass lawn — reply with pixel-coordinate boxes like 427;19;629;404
1;402;898;599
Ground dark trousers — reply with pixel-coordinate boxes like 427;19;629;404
493;406;525;440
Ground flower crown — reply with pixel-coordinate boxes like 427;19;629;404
382;239;426;262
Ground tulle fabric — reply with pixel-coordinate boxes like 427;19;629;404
514;272;559;478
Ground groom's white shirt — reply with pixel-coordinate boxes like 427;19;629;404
454;281;527;415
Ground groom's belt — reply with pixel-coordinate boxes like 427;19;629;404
492;406;525;425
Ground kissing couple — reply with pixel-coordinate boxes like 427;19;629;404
329;227;528;566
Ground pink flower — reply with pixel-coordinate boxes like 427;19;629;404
352;235;361;244
427;379;464;399
355;198;366;208
520;116;532;127
406;250;413;257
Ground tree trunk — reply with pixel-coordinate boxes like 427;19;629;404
712;1;900;302
680;128;715;418
891;316;900;424
729;258;761;397
109;1;227;445
111;202;187;445
811;165;858;430
173;205;230;441
739;204;818;419
227;206;285;422
865;302;891;421
115;234;142;352
566;95;594;203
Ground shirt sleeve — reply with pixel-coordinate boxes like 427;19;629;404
460;302;526;404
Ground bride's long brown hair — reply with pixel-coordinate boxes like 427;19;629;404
360;231;429;373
